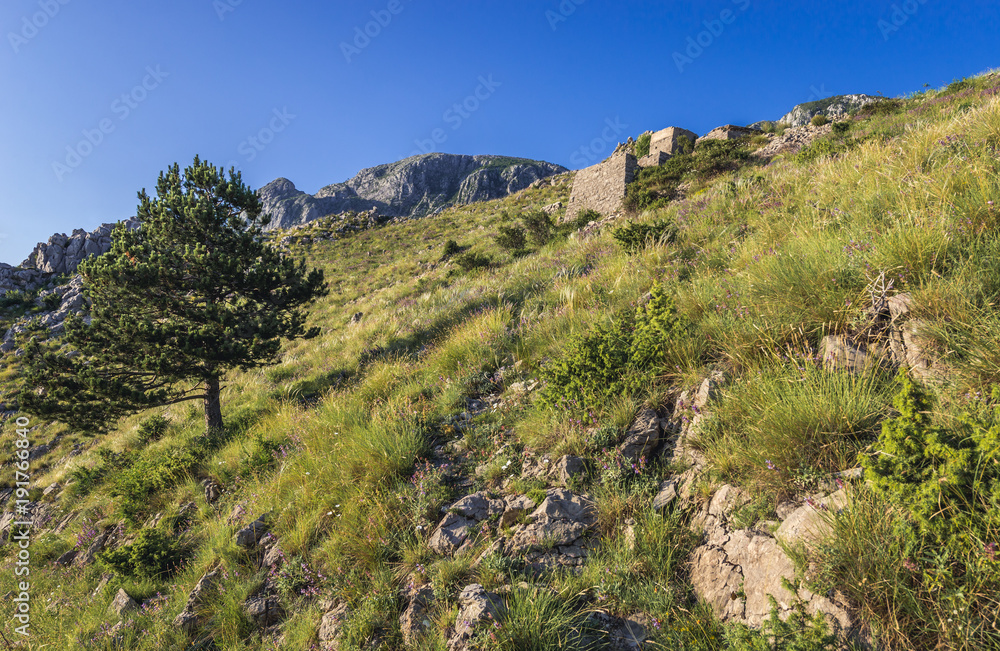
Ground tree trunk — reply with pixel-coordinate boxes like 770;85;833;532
204;376;223;432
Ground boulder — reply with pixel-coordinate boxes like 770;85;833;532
235;514;269;548
399;584;435;646
108;588;137;617
173;568;220;632
447;584;503;651
619;408;661;462
428;492;505;556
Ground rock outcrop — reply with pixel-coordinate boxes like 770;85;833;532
258;154;566;231
778;94;880;127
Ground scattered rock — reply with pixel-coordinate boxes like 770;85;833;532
173;568;220;632
108;588;137;617
399;583;435;646
203;479;222;504
619;408;662;462
235;514;270;548
447;584;503;651
428;492;505;556
54;550;78;567
245;594;284;628
507;489;598;569
652;479;679;511
318;602;351;651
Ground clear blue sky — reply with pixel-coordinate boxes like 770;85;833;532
1;0;998;264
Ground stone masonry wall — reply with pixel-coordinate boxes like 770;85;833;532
565;150;637;219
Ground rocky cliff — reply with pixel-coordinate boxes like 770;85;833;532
778;94;880;126
258;154;566;231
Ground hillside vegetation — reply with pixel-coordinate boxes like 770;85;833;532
3;71;1000;650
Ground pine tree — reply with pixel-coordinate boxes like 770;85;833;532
21;157;327;432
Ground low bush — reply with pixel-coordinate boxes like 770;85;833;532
494;225;527;253
863;371;1000;545
634;132;651;158
612;218;676;254
100;527;186;578
810;114;829;127
453;251;493;271
539;285;694;413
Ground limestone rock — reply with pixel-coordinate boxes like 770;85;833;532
399;584;435;646
235;514;269;548
173;568;220;632
108;588;137;616
778;94;880;127
245;594;284;627
507;489;598;569
319;602;351;650
203;479;222;504
447;584;503;651
428;492;505;556
620;408;662;463
820;335;870;373
696;125;761;146
774;490;848;546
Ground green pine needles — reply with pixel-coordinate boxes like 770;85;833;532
539;284;690;412
21;157;328;433
863;370;1000;545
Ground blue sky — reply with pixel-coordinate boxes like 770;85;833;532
1;0;998;264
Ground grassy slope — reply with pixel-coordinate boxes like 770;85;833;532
2;72;1000;650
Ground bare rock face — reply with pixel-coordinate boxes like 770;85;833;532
399;583;435;646
520;453;584;487
259;154;566;231
688;484;857;640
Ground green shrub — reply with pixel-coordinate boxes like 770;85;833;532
832;121;850;135
441;239;461;260
724;591;836;650
612;219;677;254
862;371;1000;545
538;311;636;412
810;114;829;127
453;251;493;271
494;225;527;253
539;284;692;412
100;528;185;578
238;432;285;479
111;446;199;522
634;132;652;158
569;209;600;230
136;414;169;444
522;210;554;247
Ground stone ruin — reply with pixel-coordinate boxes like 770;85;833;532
564;148;638;221
638;126;697;167
565;125;697;220
696;124;761;146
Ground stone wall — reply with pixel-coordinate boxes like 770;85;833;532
650;126;697;158
565;150;637;220
696;124;761;146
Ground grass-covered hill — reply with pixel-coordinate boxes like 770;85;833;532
3;71;1000;650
